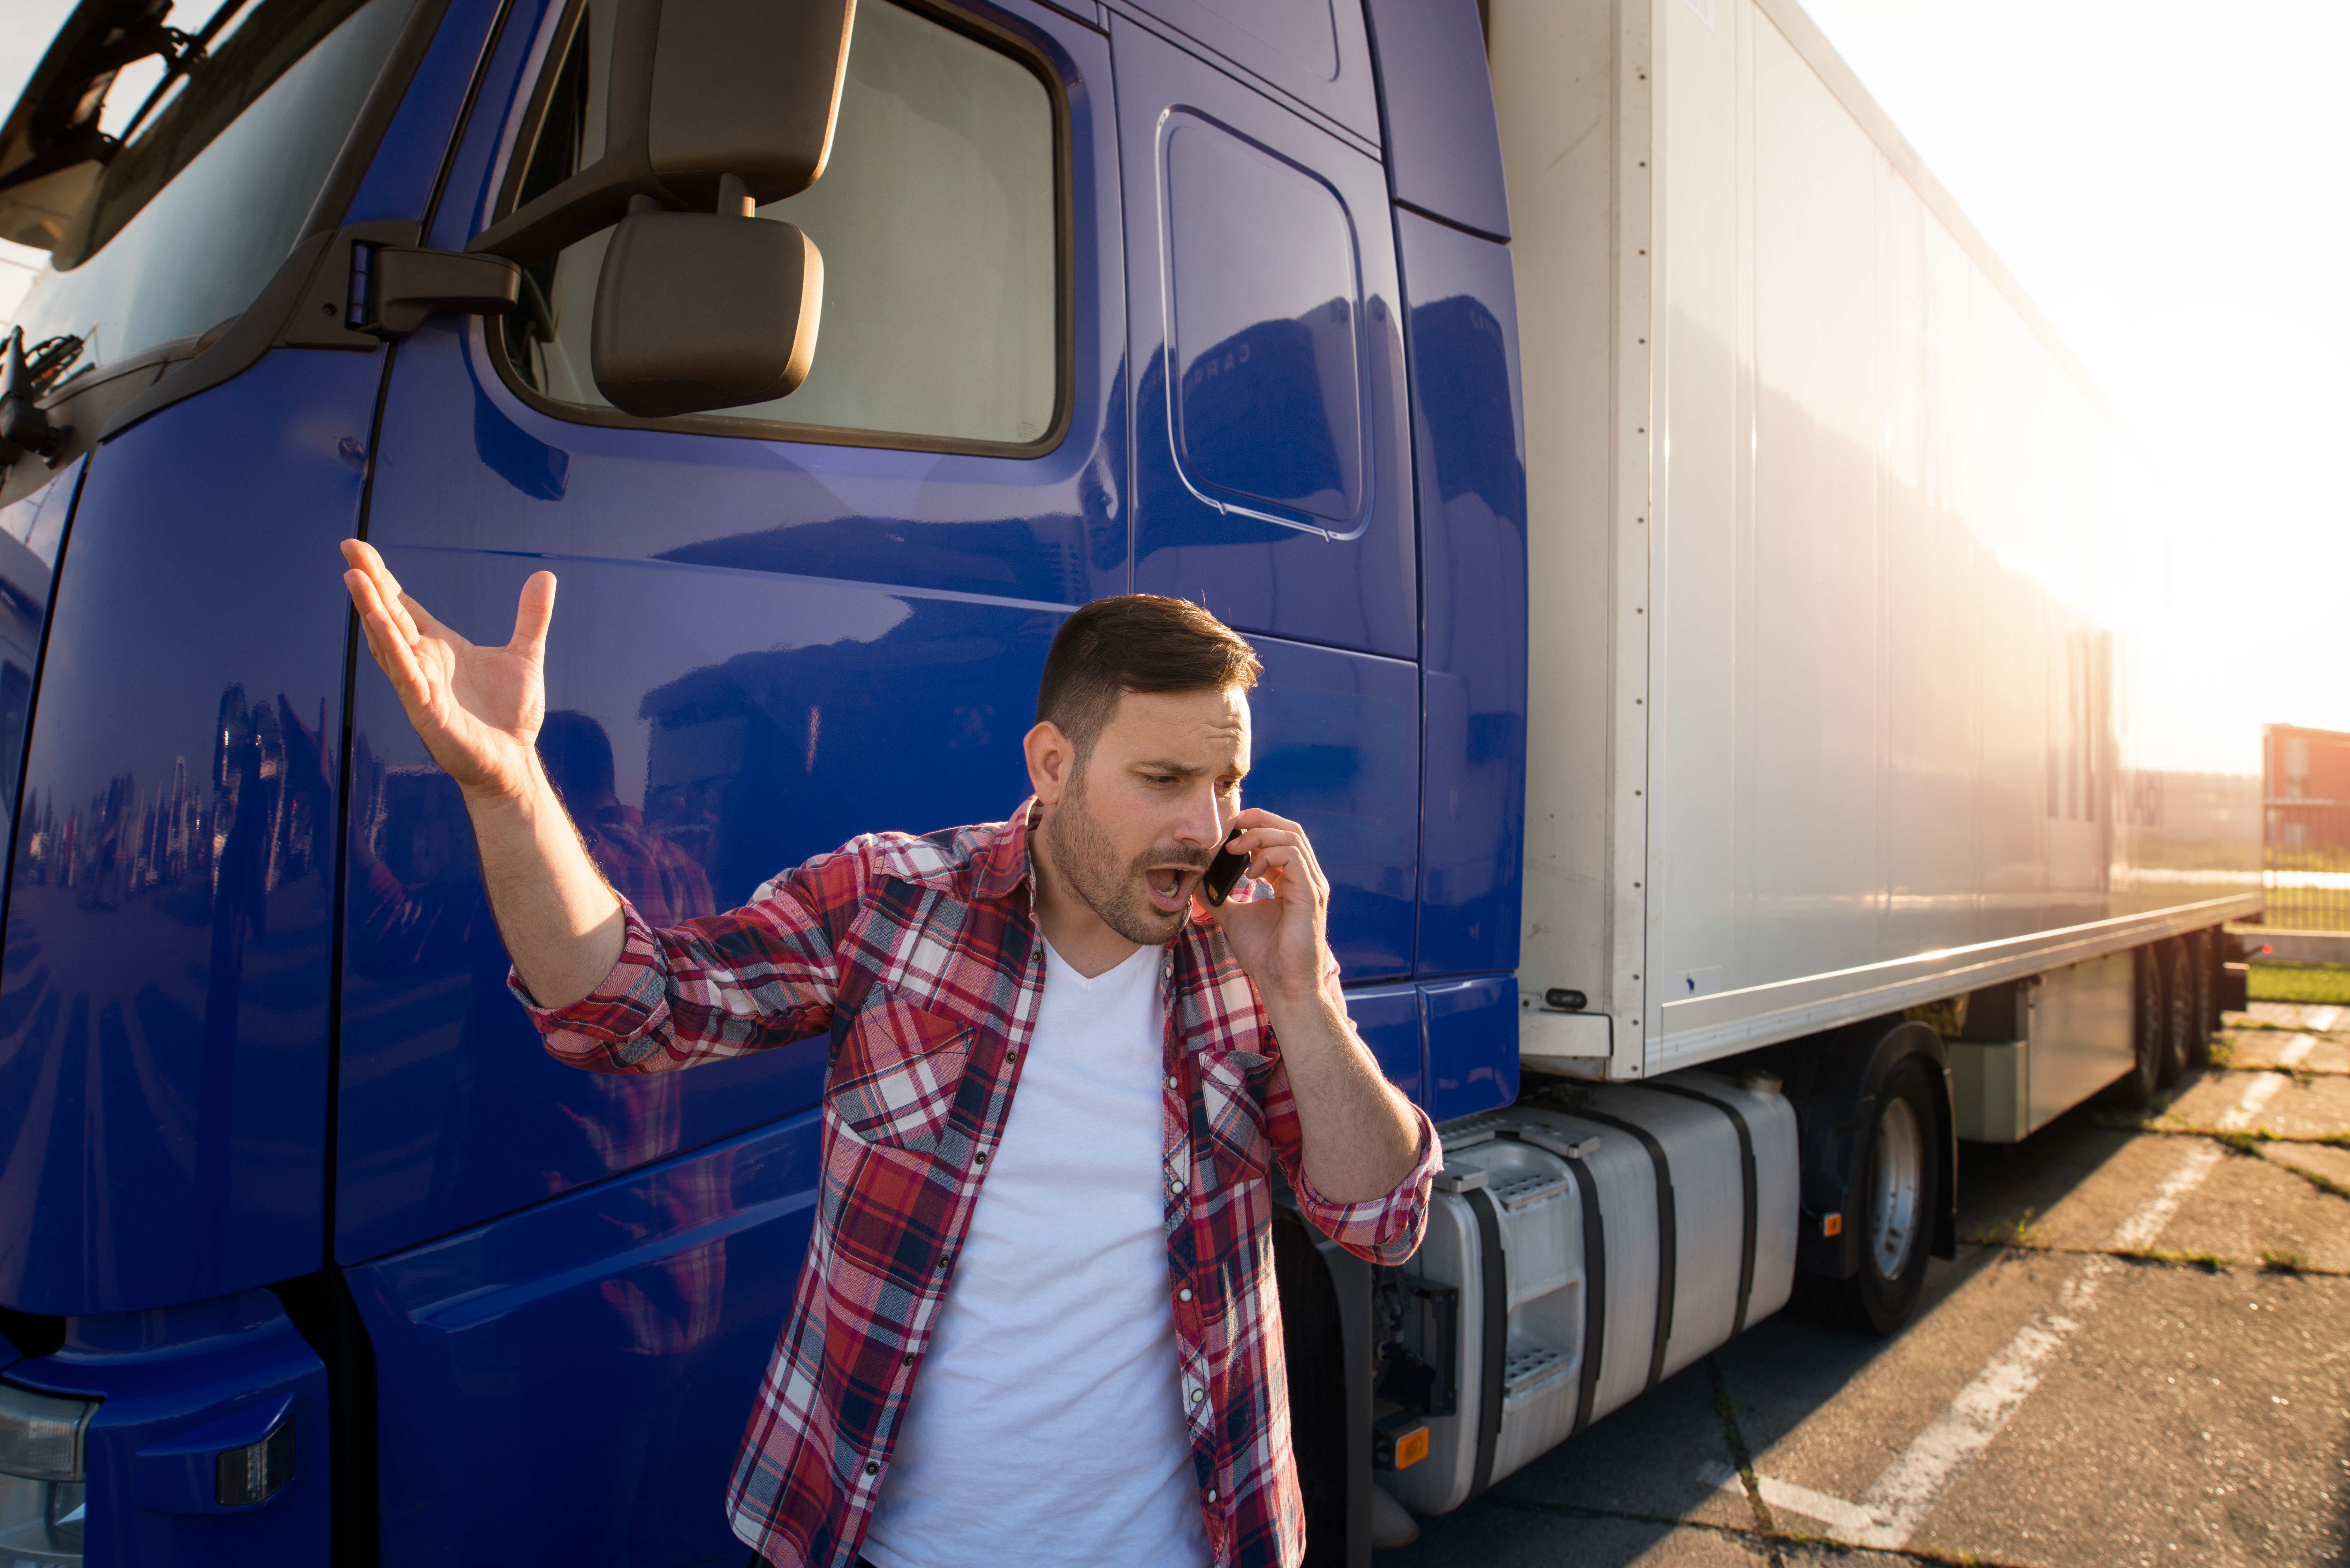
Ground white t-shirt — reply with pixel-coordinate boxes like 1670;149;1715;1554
861;940;1210;1568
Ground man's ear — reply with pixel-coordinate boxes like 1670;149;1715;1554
1024;720;1077;806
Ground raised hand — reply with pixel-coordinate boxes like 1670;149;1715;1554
341;539;556;805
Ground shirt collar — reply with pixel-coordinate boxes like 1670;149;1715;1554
974;795;1042;904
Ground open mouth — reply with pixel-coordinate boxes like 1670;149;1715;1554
1143;866;1196;914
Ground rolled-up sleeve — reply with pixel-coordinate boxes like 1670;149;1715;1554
1270;1090;1439;1267
512;848;863;1074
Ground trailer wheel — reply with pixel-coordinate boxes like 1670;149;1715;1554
2118;946;2166;1108
1798;1057;1940;1335
2185;931;2216;1069
2157;940;2196;1087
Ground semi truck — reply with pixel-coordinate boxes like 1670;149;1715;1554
0;0;2262;1561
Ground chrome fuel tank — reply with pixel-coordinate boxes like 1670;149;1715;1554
1388;1068;1796;1515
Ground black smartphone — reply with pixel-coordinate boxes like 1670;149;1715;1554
1200;826;1250;907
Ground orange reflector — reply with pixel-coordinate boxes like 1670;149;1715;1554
1822;1213;1844;1237
1394;1426;1429;1469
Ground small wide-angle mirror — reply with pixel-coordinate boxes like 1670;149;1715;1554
590;207;822;417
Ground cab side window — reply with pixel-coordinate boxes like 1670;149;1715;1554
500;0;1058;449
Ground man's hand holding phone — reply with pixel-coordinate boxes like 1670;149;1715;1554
1194;807;1338;1014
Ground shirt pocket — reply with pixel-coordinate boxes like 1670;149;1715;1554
1196;1048;1275;1185
827;988;975;1154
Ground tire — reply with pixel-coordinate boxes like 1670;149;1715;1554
1798;1057;1941;1337
2117;945;2166;1108
2158;940;2195;1087
2185;931;2215;1069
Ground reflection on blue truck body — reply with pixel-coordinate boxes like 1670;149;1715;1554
0;0;1521;1560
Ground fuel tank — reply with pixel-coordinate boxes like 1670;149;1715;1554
1386;1068;1797;1514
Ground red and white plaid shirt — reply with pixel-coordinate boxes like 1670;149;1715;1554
516;799;1436;1568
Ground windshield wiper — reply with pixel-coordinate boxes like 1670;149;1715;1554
110;0;257;146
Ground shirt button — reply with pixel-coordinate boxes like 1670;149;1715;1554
975;1150;988;1165
1207;1489;1218;1503
1006;1050;1020;1064
1189;1388;1202;1404
865;1461;880;1477
1166;1075;1178;1089
903;1353;915;1365
1170;1178;1186;1194
1179;1288;1193;1301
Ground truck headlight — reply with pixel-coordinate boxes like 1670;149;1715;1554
0;1381;98;1566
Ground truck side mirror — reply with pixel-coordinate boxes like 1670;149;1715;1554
590;200;822;417
468;0;856;266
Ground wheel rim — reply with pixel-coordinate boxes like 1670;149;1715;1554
1869;1097;1924;1280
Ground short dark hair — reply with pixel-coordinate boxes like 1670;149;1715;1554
1036;595;1261;759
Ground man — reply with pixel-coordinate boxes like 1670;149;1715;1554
339;540;1436;1568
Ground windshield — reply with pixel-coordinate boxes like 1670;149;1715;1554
2;0;412;375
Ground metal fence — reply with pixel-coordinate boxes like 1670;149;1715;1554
2264;802;2350;931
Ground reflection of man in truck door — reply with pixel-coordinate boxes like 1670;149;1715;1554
340;539;1436;1568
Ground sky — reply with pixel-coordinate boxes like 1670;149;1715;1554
1;0;2344;769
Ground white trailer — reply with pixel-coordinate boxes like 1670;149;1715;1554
1374;0;2262;1520
1492;0;2260;1085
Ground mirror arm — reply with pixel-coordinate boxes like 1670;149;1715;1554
358;248;522;339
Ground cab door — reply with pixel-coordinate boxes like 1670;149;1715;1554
335;2;1124;1560
1110;8;1423;988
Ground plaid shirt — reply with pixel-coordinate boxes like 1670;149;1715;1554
516;800;1437;1568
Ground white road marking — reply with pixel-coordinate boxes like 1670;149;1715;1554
2305;1005;2343;1032
1845;1261;2112;1547
1697;1461;1879;1536
1789;1067;2280;1550
2275;1034;2316;1068
2107;1141;2226;1250
2216;1072;2286;1131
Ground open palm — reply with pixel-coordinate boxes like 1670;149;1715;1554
341;539;555;803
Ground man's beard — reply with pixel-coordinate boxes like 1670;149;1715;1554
1039;775;1211;947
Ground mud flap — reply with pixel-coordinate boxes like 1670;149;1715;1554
1273;1203;1374;1568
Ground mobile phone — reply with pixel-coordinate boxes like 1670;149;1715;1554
1200;825;1250;907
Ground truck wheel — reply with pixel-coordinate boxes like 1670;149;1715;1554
1797;1057;1941;1336
2158;940;2195;1087
2118;946;2166;1108
1851;1059;1938;1334
2186;931;2216;1068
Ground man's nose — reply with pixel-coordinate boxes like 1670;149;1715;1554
1174;784;1225;848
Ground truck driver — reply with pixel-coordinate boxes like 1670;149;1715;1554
338;539;1435;1568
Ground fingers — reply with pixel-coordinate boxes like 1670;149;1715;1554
347;573;425;703
345;568;401;669
342;540;413;639
1219;815;1326;892
359;603;434;708
509;570;557;660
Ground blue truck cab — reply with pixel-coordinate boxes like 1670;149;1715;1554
0;0;1525;1560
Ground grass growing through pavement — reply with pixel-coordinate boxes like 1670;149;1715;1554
2249;961;2350;1005
1965;1208;2054;1249
2122;1246;2229;1272
2268;1156;2350;1202
2260;1246;2310;1274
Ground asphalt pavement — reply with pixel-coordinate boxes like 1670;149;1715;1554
1379;1003;2350;1567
